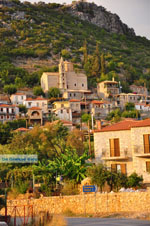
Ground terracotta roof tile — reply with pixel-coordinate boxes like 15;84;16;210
94;119;150;133
92;100;104;104
69;99;80;102
29;107;41;110
14;127;29;132
11;93;26;96
0;104;16;108
26;97;48;101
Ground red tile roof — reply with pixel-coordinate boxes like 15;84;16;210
94;119;150;133
11;93;26;96
14;127;29;132
0;104;16;108
29;107;41;110
26;97;48;101
92;100;103;105
69;99;80;102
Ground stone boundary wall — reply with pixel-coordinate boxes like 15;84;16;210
1;192;150;216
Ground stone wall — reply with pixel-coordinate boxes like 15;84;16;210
1;192;150;216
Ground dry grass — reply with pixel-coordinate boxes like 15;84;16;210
46;215;67;226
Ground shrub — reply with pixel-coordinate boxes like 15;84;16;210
16;181;29;194
127;172;143;188
61;180;79;196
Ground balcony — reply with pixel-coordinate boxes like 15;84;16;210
134;145;150;158
101;148;129;161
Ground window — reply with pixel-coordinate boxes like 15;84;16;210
0;108;3;112
1;116;3;119
82;84;84;87
146;162;150;172
109;138;120;157
42;102;44;107
74;94;76;97
111;164;126;174
28;102;31;107
143;134;150;153
67;109;69;113
37;103;39;107
70;93;72;97
74;83;76;87
21;96;23;100
12;109;14;113
61;110;63;114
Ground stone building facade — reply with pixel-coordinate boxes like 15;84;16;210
41;58;88;93
94;119;150;184
97;78;119;99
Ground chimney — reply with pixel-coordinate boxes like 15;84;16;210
96;120;102;130
112;77;115;82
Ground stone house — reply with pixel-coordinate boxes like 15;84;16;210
118;93;146;109
24;97;48;113
130;84;148;96
94;118;150;184
97;78;119;99
135;103;150;112
90;100;114;119
0;94;10;104
0;104;19;123
27;107;43;125
69;99;81;124
10;93;27;105
52;101;72;122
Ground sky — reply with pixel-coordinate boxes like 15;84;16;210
21;0;150;39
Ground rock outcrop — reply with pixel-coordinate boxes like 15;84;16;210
67;1;135;36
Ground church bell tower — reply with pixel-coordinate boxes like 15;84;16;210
59;57;67;90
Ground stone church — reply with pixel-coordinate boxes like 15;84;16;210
41;58;88;95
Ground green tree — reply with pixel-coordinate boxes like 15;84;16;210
18;105;27;114
48;149;90;183
33;86;44;97
0;123;11;145
48;87;61;98
125;102;135;111
100;53;105;75
15;77;26;88
87;164;108;192
61;49;71;60
3;84;17;95
83;40;88;65
81;113;91;124
91;43;101;78
127;172;143;188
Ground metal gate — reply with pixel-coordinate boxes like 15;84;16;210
5;205;34;226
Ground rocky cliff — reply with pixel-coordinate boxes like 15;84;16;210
67;1;135;36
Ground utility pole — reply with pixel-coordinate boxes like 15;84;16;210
88;120;91;156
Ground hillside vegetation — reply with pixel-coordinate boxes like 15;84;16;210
0;0;150;91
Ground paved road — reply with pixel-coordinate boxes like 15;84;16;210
66;218;150;226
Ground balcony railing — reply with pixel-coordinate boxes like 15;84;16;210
101;148;129;160
133;145;150;157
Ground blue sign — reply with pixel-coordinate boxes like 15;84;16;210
83;185;96;193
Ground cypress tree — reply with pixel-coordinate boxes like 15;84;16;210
100;53;105;75
91;42;101;78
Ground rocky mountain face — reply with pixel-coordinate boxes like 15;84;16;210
67;1;135;36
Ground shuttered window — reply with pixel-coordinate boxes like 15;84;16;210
111;164;117;172
109;138;120;157
143;134;150;153
146;162;150;172
121;164;127;174
111;164;127;174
